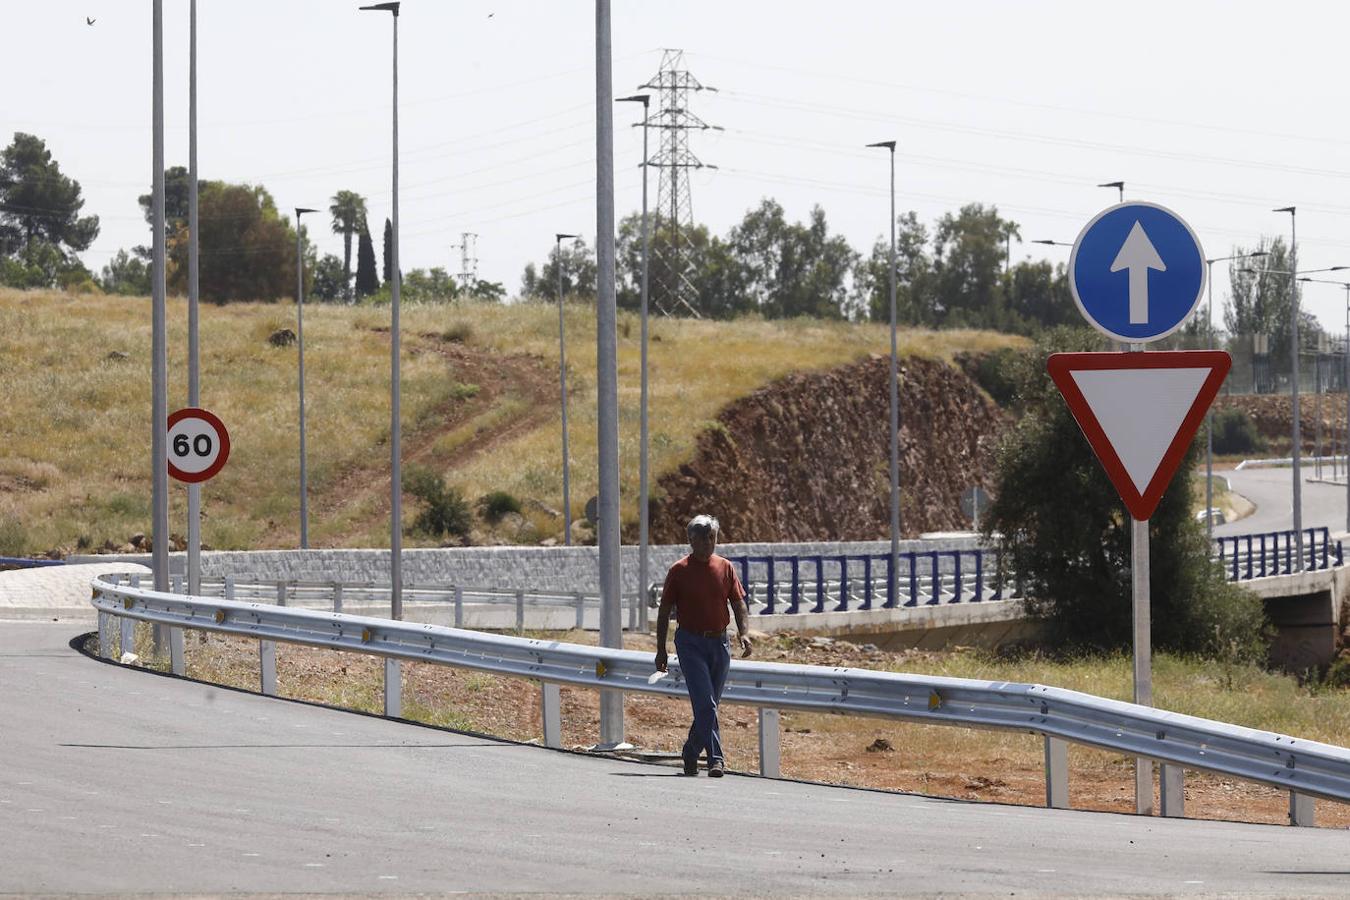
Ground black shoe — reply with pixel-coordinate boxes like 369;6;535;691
682;755;699;776
708;760;725;777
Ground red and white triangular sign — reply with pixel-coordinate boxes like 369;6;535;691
1047;350;1231;521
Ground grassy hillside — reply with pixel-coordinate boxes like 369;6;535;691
0;287;1027;554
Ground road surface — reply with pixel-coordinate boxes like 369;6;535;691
3;622;1349;895
1216;467;1347;538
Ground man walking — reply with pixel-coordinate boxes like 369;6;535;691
654;514;752;777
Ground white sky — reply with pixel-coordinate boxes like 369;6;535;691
8;1;1350;333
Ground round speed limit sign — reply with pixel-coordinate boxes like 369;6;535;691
166;407;231;483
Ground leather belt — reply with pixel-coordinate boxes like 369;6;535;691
680;628;726;639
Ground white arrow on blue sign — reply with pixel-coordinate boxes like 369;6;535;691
1069;202;1206;343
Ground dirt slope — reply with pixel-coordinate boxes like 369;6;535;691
651;354;1007;543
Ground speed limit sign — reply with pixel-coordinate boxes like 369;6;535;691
167;407;231;483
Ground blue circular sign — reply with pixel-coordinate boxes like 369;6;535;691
1069;202;1206;343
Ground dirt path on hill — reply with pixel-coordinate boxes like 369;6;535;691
285;331;557;547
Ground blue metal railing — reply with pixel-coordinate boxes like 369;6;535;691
724;548;1002;616
1213;527;1344;581
0;556;65;569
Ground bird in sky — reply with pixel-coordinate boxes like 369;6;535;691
86;17;96;25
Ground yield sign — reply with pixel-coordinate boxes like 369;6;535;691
1047;350;1231;520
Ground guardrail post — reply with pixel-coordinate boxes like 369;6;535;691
927;552;940;605
764;558;776;615
169;626;185;676
454;586;464;628
171;573;183;593
758;708;781;778
120;578;139;660
627;591;638;631
1289;792;1315;827
98;611;113;659
384;659;401;717
259;640;277;696
1161;765;1184;818
788;558;800;614
224;575;235;601
973;550;983;602
951;552;962;604
542;682;562;749
834;556;849;612
574;592;585;630
276;581;287;607
811;556;825;613
332;582;343;613
515;589;525;634
1136;760;1154;816
1043;735;1068;809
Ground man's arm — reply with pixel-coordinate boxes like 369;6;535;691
655;594;674;672
730;593;752;659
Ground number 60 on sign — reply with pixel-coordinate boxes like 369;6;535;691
167;407;231;483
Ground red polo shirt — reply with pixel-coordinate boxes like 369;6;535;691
661;553;745;633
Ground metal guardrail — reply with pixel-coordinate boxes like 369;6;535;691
178;575;646;632
1214;527;1344;581
0;556;65;569
91;573;1342;824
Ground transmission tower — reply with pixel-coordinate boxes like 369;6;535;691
451;232;478;291
640;49;719;317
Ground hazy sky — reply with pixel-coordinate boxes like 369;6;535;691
9;1;1350;332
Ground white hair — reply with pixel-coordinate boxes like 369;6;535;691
687;514;720;542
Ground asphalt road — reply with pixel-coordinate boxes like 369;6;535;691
4;622;1350;896
1215;467;1348;538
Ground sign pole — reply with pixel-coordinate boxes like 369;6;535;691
1131;513;1153;814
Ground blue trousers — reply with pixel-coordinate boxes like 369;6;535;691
675;628;731;765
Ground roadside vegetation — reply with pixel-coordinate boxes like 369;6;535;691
0;287;1026;553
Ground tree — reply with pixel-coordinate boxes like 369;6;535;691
1004;259;1076;332
929;203;1018;328
382;217;394;285
401;267;456;302
727;199;857;319
311;253;347;303
520;236;597;301
984;327;1268;659
355;222;378;298
852;211;934;325
0;132;100;257
466;278;505;302
328;190;367;303
1221;237;1321;373
99;249;151;296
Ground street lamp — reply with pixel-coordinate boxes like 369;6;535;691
359;1;402;625
1300;276;1350;532
554;232;580;547
1202;251;1267;544
186;0;202;601
867;139;900;608
617;92;652;627
295;207;318;550
1098;181;1125;203
150;0;170;658
360;0;402;720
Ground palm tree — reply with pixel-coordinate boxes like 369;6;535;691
329;190;368;302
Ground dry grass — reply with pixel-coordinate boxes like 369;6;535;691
109;624;1350;828
2;288;1026;551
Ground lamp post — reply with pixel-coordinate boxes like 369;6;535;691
1299;276;1350;532
295;207;318;549
1203;251;1268;544
186;0;202;599
360;0;402;719
1098;181;1125;203
867;140;900;607
150;0;169;601
594;0;626;750
554;232;579;546
617;93;651;626
359;1;402;622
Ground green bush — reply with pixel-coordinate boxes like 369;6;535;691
0;516;27;557
477;490;523;525
985;327;1270;662
402;465;472;540
968;347;1025;408
1211;408;1265;456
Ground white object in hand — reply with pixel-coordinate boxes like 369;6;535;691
647;670;668;684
